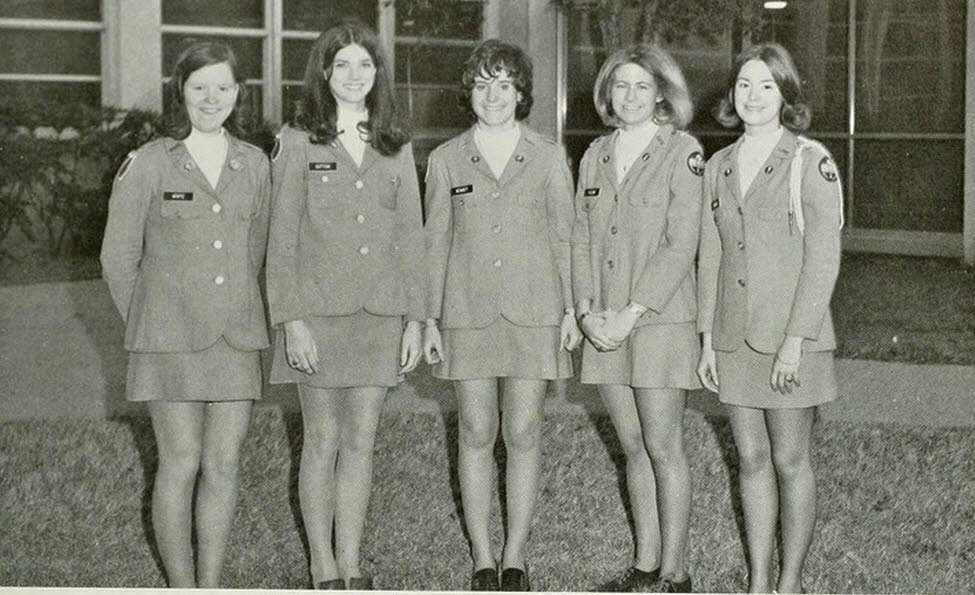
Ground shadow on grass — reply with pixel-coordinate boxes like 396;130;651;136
281;409;309;583
118;414;165;583
704;412;748;588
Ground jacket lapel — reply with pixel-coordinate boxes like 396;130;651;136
742;129;796;205
498;124;535;188
621;124;671;189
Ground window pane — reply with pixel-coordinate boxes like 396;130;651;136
0;31;99;75
394;43;472;86
854;0;966;133
162;0;263;28
283;0;377;31
396;2;482;39
283;39;316;82
162;35;263;81
0;81;100;109
397;87;469;129
0;0;99;20
282;83;303;123
852;139;963;232
752;0;850;133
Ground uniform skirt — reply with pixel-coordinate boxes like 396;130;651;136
269;309;403;388
127;337;262;402
433;315;572;380
580;321;701;389
715;341;837;409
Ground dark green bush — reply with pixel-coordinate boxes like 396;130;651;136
0;100;275;259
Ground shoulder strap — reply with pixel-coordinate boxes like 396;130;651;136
790;135;845;235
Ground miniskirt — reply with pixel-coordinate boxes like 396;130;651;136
270;309;403;388
127;337;262;402
433;316;572;381
580;321;701;389
715;341;837;409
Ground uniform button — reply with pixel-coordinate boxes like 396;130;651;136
214;275;225;285
359;246;370;255
212;240;223;249
491;191;500;199
737;241;744;250
492;224;501;233
610;225;618;235
607;260;615;269
321;175;329;183
737;206;743;215
737;278;746;287
355;180;364;189
356;214;365;223
614;195;619;203
212;203;222;214
493;259;502;267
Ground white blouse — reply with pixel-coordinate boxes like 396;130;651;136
614;120;659;184
737;126;784;197
336;105;369;167
474;123;520;180
184;127;228;189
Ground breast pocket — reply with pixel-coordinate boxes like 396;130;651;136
377;175;399;211
160;193;204;219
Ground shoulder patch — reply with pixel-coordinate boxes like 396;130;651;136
818;156;838;182
116;151;137;181
271;135;282;161
686;151;705;176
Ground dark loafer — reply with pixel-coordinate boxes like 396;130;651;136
500;566;530;591
597;566;660;592
315;578;346;590
657;575;692;593
471;567;500;591
347;576;373;590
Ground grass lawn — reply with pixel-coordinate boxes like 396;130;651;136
1;407;972;592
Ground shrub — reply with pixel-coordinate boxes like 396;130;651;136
0;99;275;259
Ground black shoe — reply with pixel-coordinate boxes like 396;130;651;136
500;566;530;591
471;567;500;591
347;576;373;590
597;566;660;592
657;575;692;593
315;578;346;589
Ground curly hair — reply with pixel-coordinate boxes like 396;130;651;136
161;41;251;140
592;44;693;129
459;39;533;122
293;19;409;156
713;42;811;133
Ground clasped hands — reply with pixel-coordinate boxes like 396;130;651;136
581;307;641;352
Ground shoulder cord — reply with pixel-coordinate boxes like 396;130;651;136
789;136;846;235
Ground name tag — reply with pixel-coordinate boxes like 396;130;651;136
450;184;473;196
309;162;337;171
584;188;600;197
163;192;194;201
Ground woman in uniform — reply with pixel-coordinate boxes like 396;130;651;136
423;39;580;592
697;42;843;594
266;20;423;591
100;42;269;588
571;45;702;593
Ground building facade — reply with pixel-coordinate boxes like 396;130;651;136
2;0;972;263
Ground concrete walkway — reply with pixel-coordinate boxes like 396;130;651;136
2;279;974;426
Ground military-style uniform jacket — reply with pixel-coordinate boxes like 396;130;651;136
266;125;424;326
697;129;843;354
571;124;703;326
425;124;575;329
100;134;271;352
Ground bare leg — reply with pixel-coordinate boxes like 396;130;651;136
147;401;205;588
195;400;253;587
598;384;661;572
499;378;547;570
634;388;691;582
456;378;500;570
727;405;776;593
767;407;816;594
334;386;387;580
298;385;342;585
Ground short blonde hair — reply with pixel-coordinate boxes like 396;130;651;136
593;44;693;129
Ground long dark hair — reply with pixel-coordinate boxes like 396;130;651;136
292;19;408;155
161;41;250;140
714;42;811;133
